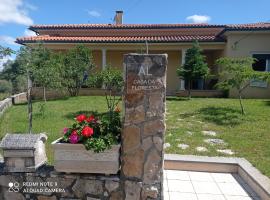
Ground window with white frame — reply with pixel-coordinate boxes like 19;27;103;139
250;54;270;87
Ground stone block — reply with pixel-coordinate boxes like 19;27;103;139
153;136;163;152
142;137;152;151
143;149;162;184
141;186;159;199
122;126;140;152
86;197;100;200
122;149;144;179
124;93;144;108
72;179;103;198
37;196;57;200
125;105;145;124
143;120;165;137
4;191;25;200
105;180;119;193
109;190;123;200
125;181;142;200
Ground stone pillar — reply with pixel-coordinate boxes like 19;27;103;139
122;54;167;200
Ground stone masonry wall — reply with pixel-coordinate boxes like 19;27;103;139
0;98;12;117
0;165;122;200
0;92;27;117
122;54;167;200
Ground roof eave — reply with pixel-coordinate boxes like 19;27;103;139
16;40;226;46
217;27;270;37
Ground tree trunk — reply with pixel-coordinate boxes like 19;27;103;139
43;87;47;102
238;91;245;115
188;79;191;100
27;71;33;134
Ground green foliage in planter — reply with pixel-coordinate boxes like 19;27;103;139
62;110;121;153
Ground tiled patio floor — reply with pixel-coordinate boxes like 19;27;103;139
164;170;261;200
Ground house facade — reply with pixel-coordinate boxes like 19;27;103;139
16;12;270;98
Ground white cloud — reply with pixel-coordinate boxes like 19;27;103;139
186;15;211;23
0;35;17;46
24;29;36;36
0;0;34;26
87;10;101;18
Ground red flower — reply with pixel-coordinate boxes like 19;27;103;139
86;115;95;123
81;126;94;137
76;114;87;122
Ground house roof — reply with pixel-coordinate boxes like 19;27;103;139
16;22;270;45
29;23;225;30
16;35;223;44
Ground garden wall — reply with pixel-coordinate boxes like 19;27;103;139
176;90;224;97
0;98;12;117
32;87;107;100
0;165;122;200
0;92;27;117
11;92;27;104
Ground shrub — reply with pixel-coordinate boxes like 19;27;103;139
86;73;103;88
0;80;12;93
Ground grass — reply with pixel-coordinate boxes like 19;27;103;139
0;93;10;100
0;96;270;177
165;97;270;177
0;96;108;164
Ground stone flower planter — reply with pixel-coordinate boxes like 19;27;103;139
52;138;120;174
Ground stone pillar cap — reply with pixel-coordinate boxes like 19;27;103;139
0;133;47;150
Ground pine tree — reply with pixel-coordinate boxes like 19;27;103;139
177;41;209;99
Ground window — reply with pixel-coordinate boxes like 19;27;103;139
252;54;270;72
250;54;270;87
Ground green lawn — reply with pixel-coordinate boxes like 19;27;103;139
165;97;270;177
0;96;109;164
0;96;270;177
0;93;10;100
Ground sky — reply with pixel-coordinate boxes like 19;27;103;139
0;0;270;67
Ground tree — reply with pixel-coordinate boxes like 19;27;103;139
16;47;33;133
59;45;94;96
216;57;270;115
0;60;24;93
0;45;14;59
1;47;29;93
87;67;123;113
29;44;62;102
177;41;209;99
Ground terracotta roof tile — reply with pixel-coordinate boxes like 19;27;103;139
17;22;270;44
226;22;270;29
30;23;224;30
29;22;270;31
16;35;223;44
